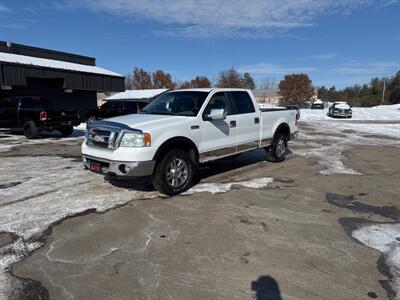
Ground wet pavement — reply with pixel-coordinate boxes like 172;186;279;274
0;119;399;299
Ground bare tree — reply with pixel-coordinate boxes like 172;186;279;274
217;68;242;88
152;70;176;89
128;67;152;89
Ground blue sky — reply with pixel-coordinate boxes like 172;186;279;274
0;0;399;88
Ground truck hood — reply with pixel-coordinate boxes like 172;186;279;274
106;113;191;132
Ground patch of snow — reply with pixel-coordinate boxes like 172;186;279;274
352;224;400;299
106;89;168;100
312;99;323;104
183;177;273;195
300;106;400;122
0;52;122;77
0;239;43;299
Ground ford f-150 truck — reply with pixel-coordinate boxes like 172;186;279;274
82;89;299;195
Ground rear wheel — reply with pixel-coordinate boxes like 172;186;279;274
59;126;74;137
152;149;194;195
23;121;39;139
266;133;287;162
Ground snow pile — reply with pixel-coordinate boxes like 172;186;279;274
0;52;122;77
106;89;168;100
300;105;400;122
184;177;274;195
352;224;400;299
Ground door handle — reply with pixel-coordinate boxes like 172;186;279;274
230;120;236;128
255;117;260;124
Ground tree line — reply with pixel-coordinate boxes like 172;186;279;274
125;66;400;106
318;71;400;106
125;67;255;90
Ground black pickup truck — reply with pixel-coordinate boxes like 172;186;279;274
0;96;80;139
85;100;148;125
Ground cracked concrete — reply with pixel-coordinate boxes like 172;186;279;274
1;120;400;299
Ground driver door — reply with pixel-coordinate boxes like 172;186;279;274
199;92;237;162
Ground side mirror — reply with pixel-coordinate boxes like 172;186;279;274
205;108;226;120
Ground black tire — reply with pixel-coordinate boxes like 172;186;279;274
59;126;74;137
152;149;194;195
266;133;287;162
23;121;39;139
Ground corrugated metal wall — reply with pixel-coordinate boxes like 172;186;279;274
0;63;125;92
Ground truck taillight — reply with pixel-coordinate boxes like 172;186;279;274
40;111;47;121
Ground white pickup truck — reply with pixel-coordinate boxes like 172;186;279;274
82;89;299;195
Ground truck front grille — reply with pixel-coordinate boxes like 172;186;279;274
86;128;118;149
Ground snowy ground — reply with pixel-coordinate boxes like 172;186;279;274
0;125;275;299
0;105;400;299
297;104;400;299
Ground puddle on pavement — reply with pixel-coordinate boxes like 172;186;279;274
326;193;400;300
326;192;400;221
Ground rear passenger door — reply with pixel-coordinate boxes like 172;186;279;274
226;91;260;152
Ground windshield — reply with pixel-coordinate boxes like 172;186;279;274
141;91;208;116
20;97;53;108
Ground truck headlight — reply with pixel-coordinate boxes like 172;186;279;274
120;132;151;147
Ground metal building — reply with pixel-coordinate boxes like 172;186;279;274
0;41;125;120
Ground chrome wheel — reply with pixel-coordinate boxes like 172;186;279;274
276;137;286;158
166;158;189;189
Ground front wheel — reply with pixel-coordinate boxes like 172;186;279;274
59;126;74;137
266;133;287;162
152;149;194;195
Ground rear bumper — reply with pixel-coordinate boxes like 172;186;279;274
41;120;80;128
82;154;155;178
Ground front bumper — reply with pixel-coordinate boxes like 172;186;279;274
82;154;155;178
332;112;352;118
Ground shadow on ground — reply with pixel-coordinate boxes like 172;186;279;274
251;275;282;300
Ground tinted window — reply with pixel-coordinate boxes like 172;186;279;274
20;97;53;108
227;91;255;115
203;92;230;116
142;91;208;116
123;101;138;113
101;101;123;109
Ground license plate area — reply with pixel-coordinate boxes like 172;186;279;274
90;162;102;173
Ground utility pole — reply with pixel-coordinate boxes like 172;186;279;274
382;79;386;105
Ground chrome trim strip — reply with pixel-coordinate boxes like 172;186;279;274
260;138;272;147
199;146;236;163
236;140;260;152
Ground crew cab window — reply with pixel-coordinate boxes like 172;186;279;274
142;91;208;116
226;91;255;115
20;97;53;108
123;101;138;113
203;92;230;116
101;101;123;110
